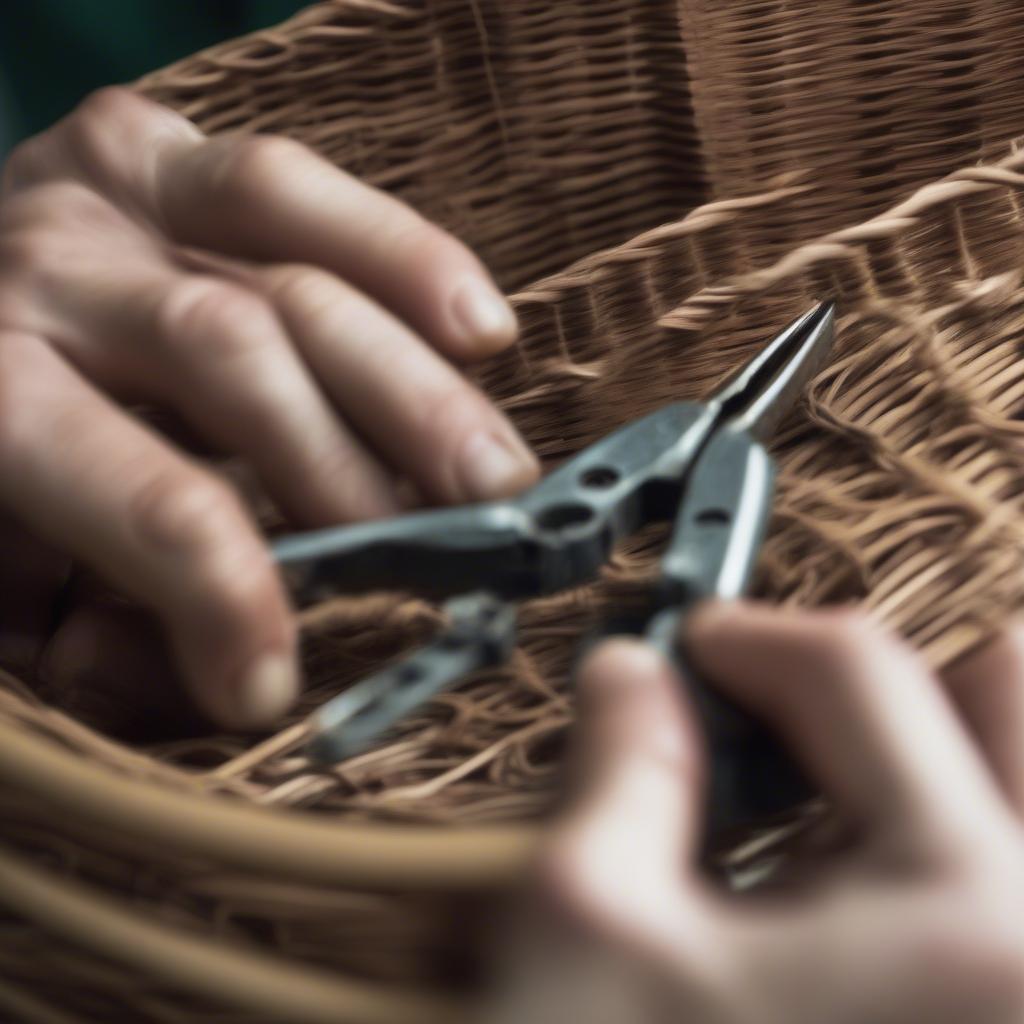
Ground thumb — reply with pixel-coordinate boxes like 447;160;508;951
571;639;703;841
541;640;704;937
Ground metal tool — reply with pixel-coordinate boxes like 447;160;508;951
275;302;836;838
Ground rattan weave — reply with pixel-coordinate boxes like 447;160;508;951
3;2;1024;1022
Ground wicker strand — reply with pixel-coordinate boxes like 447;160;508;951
0;715;538;889
0;845;463;1024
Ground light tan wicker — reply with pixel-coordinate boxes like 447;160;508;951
3;2;1024;1021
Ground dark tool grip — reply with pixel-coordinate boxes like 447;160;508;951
685;672;814;838
645;608;814;841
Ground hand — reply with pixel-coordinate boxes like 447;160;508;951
489;604;1024;1024
0;88;537;728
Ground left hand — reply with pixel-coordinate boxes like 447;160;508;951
0;88;538;729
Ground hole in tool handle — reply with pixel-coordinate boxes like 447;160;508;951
647;608;816;844
580;466;620;489
537;503;595;532
696;508;732;527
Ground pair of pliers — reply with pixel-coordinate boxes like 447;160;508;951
274;302;837;840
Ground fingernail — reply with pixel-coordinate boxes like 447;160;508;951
459;430;539;500
580;639;669;696
452;279;518;348
685;600;742;639
234;651;298;727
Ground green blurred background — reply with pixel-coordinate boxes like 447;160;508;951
1;1;305;157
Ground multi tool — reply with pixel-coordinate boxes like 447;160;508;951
275;302;836;838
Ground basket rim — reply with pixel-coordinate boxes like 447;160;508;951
0;712;539;890
0;840;463;1024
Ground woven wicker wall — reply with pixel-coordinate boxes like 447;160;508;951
140;1;1024;284
138;0;706;291
680;0;1024;240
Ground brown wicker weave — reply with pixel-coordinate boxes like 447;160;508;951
4;2;1024;1021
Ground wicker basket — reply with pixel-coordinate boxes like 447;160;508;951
4;2;1024;1021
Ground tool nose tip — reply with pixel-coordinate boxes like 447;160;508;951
808;298;836;324
814;298;837;329
801;299;837;355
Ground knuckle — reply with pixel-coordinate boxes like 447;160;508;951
4;90;170;195
266;264;341;324
131;471;273;615
65;89;189;192
155;278;272;361
66;88;142;168
132;470;239;555
132;471;232;552
74;86;147;128
69;88;154;158
208;134;305;208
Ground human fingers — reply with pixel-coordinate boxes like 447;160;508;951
687;602;1005;856
0;330;296;728
7;107;536;509
13;88;518;361
942;623;1024;816
57;259;403;524
39;600;201;738
538;640;710;955
261;263;538;504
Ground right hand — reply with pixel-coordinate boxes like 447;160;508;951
491;604;1024;1023
0;87;538;729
